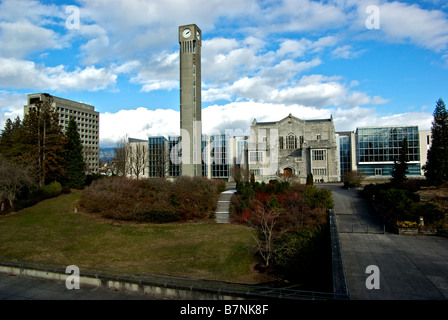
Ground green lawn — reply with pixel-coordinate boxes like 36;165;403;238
0;191;265;284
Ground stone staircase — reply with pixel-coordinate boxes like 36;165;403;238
215;189;235;224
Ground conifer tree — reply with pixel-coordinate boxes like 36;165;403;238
0;117;26;162
64;117;86;189
20;96;67;186
423;98;448;185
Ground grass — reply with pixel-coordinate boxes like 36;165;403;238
0;191;267;284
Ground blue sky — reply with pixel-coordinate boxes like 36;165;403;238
0;0;447;147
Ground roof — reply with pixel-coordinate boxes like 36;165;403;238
252;113;333;126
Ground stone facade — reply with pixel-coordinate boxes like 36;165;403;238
248;114;339;183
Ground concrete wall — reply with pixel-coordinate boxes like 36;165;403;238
0;265;245;300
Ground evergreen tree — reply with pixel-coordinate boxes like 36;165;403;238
0;117;26;162
64;117;86;189
306;173;313;186
423;98;448;185
390;137;409;187
20;96;67;186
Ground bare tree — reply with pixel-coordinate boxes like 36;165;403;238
113;135;128;176
126;141;148;179
276;171;299;184
248;200;285;267
230;166;251;184
0;156;34;213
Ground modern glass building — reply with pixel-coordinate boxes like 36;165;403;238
338;132;353;178
168;136;182;177
128;134;232;180
202;134;230;179
148;136;168;177
209;134;230;179
355;126;421;177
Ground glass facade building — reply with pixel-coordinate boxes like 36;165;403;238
168;136;182;177
201;134;230;179
148;136;167;177
338;133;352;178
209;134;230;179
356;126;421;177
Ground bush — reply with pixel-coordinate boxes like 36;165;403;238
272;225;331;289
13;182;63;211
304;185;334;210
343;171;364;189
363;182;445;228
80;176;224;223
42;182;63;198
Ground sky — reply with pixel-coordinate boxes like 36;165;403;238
0;0;447;148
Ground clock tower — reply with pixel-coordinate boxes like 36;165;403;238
179;24;202;177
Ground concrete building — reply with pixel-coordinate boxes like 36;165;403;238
419;130;432;175
24;93;100;174
179;24;202;177
248;114;340;183
126;138;150;179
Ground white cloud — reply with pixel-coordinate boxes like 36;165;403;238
331;45;364;59
0;58;117;91
128;52;179;92
0;0;63;24
263;0;349;32
0;21;63;58
378;2;448;52
98;102;434;147
99;107;180;147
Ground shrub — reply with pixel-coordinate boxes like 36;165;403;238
304;185;334;210
80;176;223;223
272;225;331;289
343;171;364;189
42;182;63;198
363;183;445;228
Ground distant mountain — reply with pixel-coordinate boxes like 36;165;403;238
100;147;115;163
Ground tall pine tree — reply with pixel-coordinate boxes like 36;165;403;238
20;96;67;187
423;98;448;186
64;117;86;189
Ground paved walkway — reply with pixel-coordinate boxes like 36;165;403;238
326;185;448;300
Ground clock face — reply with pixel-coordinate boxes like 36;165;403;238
182;28;191;38
196;30;200;40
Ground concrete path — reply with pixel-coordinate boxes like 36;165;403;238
326;184;448;300
215;190;235;224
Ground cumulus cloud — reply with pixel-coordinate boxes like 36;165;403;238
379;1;448;52
98;102;433;147
0;58;117;91
100;107;180;147
0;21;64;58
